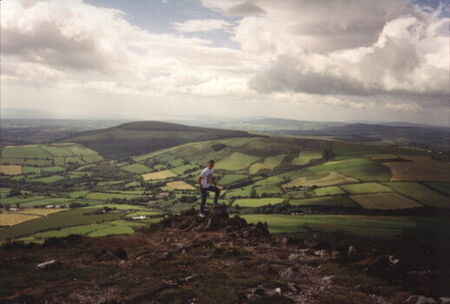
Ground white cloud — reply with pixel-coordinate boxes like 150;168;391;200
1;0;258;99
248;13;450;107
1;0;449;124
173;19;233;33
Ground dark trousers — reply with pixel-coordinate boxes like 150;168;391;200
200;186;220;213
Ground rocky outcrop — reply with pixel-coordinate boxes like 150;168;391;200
157;204;271;240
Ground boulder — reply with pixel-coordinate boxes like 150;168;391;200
403;295;438;304
280;266;303;280
303;233;329;249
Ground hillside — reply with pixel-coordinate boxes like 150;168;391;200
281;123;450;147
174;117;345;132
59;121;259;158
2;205;445;304
177;117;450;149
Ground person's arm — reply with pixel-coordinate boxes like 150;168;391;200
198;176;203;190
198;169;206;190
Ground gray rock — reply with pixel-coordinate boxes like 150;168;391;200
280;266;303;280
322;275;334;283
288;253;302;262
440;298;450;304
298;248;315;255
404;295;438;304
314;249;328;258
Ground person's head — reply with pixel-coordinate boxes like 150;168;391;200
207;160;215;169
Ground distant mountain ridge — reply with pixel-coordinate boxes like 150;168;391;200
59;121;259;158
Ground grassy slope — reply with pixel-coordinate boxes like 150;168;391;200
61;121;258;158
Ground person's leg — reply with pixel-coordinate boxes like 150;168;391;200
209;186;221;204
200;189;207;213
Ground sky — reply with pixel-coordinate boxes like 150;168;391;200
1;0;449;125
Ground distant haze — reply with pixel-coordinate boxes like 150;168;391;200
1;0;449;125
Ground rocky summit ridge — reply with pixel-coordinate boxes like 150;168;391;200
0;205;448;304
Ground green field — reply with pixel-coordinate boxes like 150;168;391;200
225;185;254;198
289;196;358;208
171;164;197;175
0;194;47;206
2;128;448;242
0;188;10;198
336;163;392;182
219;174;247;185
29;175;65;183
0;144;102;168
313;186;345;196
350;193;422;210
283;171;357;188
120;163;152;174
215;152;261;171
425;182;450;195
255;183;283;195
385;182;450;209
20;198;73;207
1;146;52;159
162;180;195;190
249;154;286;174
232;197;284;208
84;192;143;200
68;190;90;199
22;166;41;174
242;214;420;238
292;151;322;166
341;182;393;194
0;208;125;240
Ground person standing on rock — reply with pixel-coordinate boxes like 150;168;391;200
198;160;220;217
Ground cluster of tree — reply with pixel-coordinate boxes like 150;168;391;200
224;179;254;190
178;195;198;204
233;202;443;216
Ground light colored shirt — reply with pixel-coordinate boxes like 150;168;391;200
199;167;214;188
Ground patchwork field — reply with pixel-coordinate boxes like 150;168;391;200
219;174;247;185
241;214;419;238
84;192;142;200
120;163;152;174
425;182;450;195
0;165;22;175
142;169;177;181
383;161;450;182
283;171;357;188
350;193;422;210
215;152;260;171
249;154;286;174
313;186;345;196
1;128;449;243
292;151;322;166
0;144;102;168
0;213;41;226
341;182;393;194
162;181;195;190
289;196;357;208
0;208;66;226
232;197;284;208
385;182;450;209
0;207;127;241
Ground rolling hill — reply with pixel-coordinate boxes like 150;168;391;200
59;121;259;158
280;123;450;147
